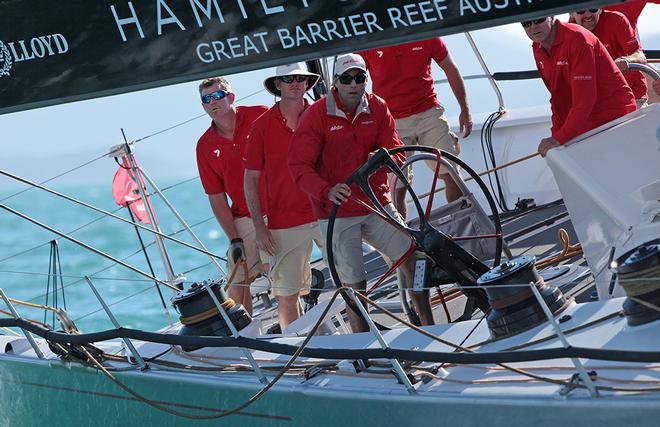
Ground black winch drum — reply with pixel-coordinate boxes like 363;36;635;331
615;238;660;326
477;256;567;339
171;278;252;351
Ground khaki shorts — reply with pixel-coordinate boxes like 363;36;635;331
226;216;264;284
269;222;323;297
395;105;460;185
318;204;412;285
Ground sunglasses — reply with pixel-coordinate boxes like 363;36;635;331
278;75;308;84
201;89;228;104
576;8;599;14
336;73;367;85
521;18;547;28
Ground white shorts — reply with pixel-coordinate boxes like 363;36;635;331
269;222;323;297
394;105;460;185
318;204;412;285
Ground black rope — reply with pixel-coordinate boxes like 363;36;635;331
479;110;510;211
4;317;660;364
126;207;169;313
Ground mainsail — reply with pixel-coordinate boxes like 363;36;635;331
0;0;622;114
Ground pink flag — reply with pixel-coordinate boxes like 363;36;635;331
111;157;154;224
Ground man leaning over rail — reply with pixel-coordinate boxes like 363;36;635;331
521;16;636;157
244;63;323;330
195;77;268;315
570;8;649;109
288;54;435;332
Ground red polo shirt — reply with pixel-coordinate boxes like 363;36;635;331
532;22;636;144
288;90;405;219
593;10;647;100
244;102;316;229
358;38;448;119
196;105;268;218
605;0;660;32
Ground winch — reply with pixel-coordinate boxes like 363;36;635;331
477;256;566;339
615;238;660;326
171;278;251;351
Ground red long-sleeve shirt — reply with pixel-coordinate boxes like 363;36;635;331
288;90;405;219
532;22;636;144
593;10;647;100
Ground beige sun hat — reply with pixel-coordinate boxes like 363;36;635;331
263;62;321;97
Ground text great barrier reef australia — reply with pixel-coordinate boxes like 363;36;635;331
109;0;544;64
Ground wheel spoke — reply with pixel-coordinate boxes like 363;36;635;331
366;242;416;296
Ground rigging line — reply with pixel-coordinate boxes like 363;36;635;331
131;87;266;145
25;246;156;305
0;169;227;262
0;204;125;266
0;270;156;282
0;203;178;291
22;213;223;305
127;207;169;313
73;285;160;322
78;285;346;421
159;176;199;192
0;152;108;203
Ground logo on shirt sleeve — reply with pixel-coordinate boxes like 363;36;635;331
573;75;593;81
213;149;221;157
377;50;383;58
330;125;344;132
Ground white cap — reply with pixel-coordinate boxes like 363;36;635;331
334;54;367;76
263;62;320;97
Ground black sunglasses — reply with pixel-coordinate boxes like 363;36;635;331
278;75;308;84
521;18;547;28
336;73;367;85
201;89;228;104
576;8;599;14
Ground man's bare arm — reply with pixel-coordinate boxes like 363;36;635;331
208;193;239;240
439;54;473;138
244;169;276;255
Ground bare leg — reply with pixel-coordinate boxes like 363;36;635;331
394;187;408;221
441;173;462;203
241;285;253;315
398;257;435;326
277;293;301;329
343;281;370;333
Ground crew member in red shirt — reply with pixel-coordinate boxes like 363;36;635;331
358;38;472;219
571;8;648;108
522;17;636;156
604;0;660;34
196;77;268;314
289;54;435;332
244;63;323;329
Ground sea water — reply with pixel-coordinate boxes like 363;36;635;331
0;180;273;333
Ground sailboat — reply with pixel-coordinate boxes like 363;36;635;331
1;1;660;425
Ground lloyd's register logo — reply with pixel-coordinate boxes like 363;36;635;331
0;41;12;77
0;34;69;78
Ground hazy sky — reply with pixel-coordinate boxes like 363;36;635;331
1;12;658;191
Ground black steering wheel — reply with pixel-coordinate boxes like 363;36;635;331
326;146;504;324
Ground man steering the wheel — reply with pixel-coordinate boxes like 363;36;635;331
288;54;435;332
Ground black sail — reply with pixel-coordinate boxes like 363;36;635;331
0;0;622;114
